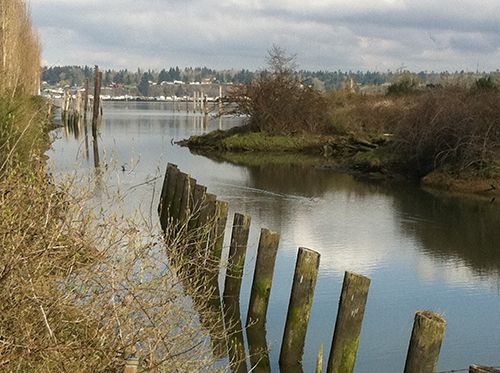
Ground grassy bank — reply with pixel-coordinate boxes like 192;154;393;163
181;85;500;196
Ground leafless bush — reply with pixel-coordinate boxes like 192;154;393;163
229;46;332;135
391;87;500;176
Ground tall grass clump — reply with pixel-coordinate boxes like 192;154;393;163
391;87;500;176
0;0;41;97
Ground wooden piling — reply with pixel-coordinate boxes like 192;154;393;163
171;172;188;224
403;310;446;373
83;79;89;120
91;66;102;168
316;344;324;373
212;200;229;262
246;228;280;329
279;247;320;368
327;271;371;373
188;183;207;232
123;358;139;373
159;163;178;230
279;247;320;369
92;65;101;131
469;365;500;373
223;213;251;315
179;176;196;225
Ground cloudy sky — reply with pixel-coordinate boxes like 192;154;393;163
31;0;500;72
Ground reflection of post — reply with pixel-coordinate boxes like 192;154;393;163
247;326;271;373
327;272;370;373
280;247;320;370
225;301;248;373
219;85;224;115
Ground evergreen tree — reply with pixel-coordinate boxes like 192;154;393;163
137;73;150;96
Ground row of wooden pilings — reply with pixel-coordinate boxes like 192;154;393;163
153;163;452;373
61;65;103;168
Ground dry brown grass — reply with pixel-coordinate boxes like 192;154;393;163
0;0;41;97
391;87;500;176
0;4;225;371
0;165;224;372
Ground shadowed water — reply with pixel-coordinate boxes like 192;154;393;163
48;101;500;373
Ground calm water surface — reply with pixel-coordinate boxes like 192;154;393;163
48;102;500;373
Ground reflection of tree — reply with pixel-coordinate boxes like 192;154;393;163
392;186;500;274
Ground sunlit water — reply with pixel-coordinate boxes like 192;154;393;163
48;102;500;373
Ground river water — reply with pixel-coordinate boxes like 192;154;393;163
48;101;500;373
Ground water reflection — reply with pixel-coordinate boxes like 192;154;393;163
50;102;500;373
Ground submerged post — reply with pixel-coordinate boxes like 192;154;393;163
246;228;280;329
327;271;371;373
279;247;321;368
403;310;446;373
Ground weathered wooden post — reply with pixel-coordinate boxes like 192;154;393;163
246;228;280;329
279;247;321;368
123;358;139;373
92;65;101;131
91;66;102;168
83;79;89;120
158;163;178;230
469;365;500;373
222;213;251;373
316;344;324;373
223;213;251;312
211;200;229;264
179;176;196;225
403;310;446;373
327;271;371;373
170;172;188;225
188;183;207;233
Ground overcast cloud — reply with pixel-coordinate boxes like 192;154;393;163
31;0;500;71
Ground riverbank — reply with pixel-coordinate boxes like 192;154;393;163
179;125;500;198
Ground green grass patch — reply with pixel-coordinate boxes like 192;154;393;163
221;132;333;152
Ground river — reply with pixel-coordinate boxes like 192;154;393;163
48;101;500;373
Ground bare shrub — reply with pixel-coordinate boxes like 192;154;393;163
391;87;500;176
229;46;332;135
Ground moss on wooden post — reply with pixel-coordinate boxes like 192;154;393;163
316;344;324;373
327;271;371;373
279;247;320;369
223;213;251;315
246;228;280;329
403;310;446;373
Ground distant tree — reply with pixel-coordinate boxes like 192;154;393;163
137;73;150;96
229;45;331;134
